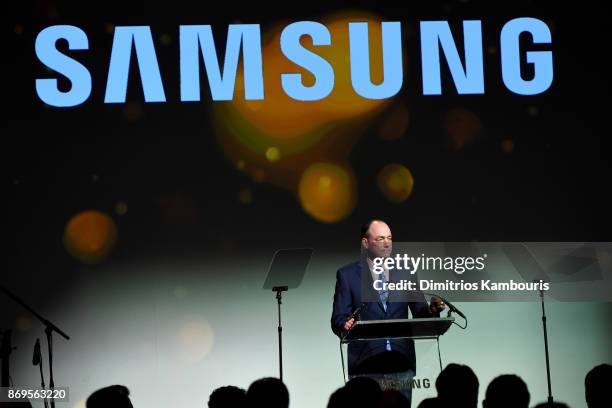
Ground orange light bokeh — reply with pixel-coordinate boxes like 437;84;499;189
63;210;118;264
377;163;414;203
298;162;356;223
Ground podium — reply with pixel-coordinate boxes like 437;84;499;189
341;317;454;342
339;317;455;379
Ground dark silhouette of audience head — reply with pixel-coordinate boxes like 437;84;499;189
533;402;570;408
416;397;439;408
201;362;612;408
208;385;246;408
435;363;479;408
345;376;382;407
247;377;289;408
483;374;530;408
327;377;381;408
376;389;409;408
86;385;133;408
327;386;350;408
585;363;612;408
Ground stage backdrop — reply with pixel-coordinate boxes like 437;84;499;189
8;251;612;408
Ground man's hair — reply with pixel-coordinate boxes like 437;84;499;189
360;219;386;239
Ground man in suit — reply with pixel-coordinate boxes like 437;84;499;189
331;219;446;406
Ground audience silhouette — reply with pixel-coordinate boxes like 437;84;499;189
376;390;410;408
246;377;289;408
483;374;529;408
208;385;246;408
84;362;612;408
327;386;350;408
345;377;383;407
533;402;570;408
435;363;479;408
585;363;612;408
327;376;381;408
86;385;133;408
416;397;438;408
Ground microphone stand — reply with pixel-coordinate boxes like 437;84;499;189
272;286;288;381
34;339;49;408
538;287;554;405
39;358;49;408
1;286;70;408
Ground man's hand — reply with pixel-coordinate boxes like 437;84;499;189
430;296;446;315
343;318;355;331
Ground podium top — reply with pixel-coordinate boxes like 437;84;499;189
342;317;455;343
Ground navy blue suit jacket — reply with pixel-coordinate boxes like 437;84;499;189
331;260;433;375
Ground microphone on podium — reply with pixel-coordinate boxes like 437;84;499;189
422;292;467;320
348;303;368;320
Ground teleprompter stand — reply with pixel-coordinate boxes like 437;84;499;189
263;248;313;381
341;317;454;380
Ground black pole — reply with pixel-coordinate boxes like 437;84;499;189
45;327;55;408
277;291;283;381
35;338;49;408
273;286;288;381
0;287;70;340
39;356;49;408
539;288;554;405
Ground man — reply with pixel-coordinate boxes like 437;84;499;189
246;377;289;408
331;220;445;406
208;385;247;408
483;374;529;408
86;385;133;408
585;363;612;408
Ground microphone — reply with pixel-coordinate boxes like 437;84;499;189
443;297;466;320
32;338;41;366
348;303;367;321
341;303;368;340
422;292;467;320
